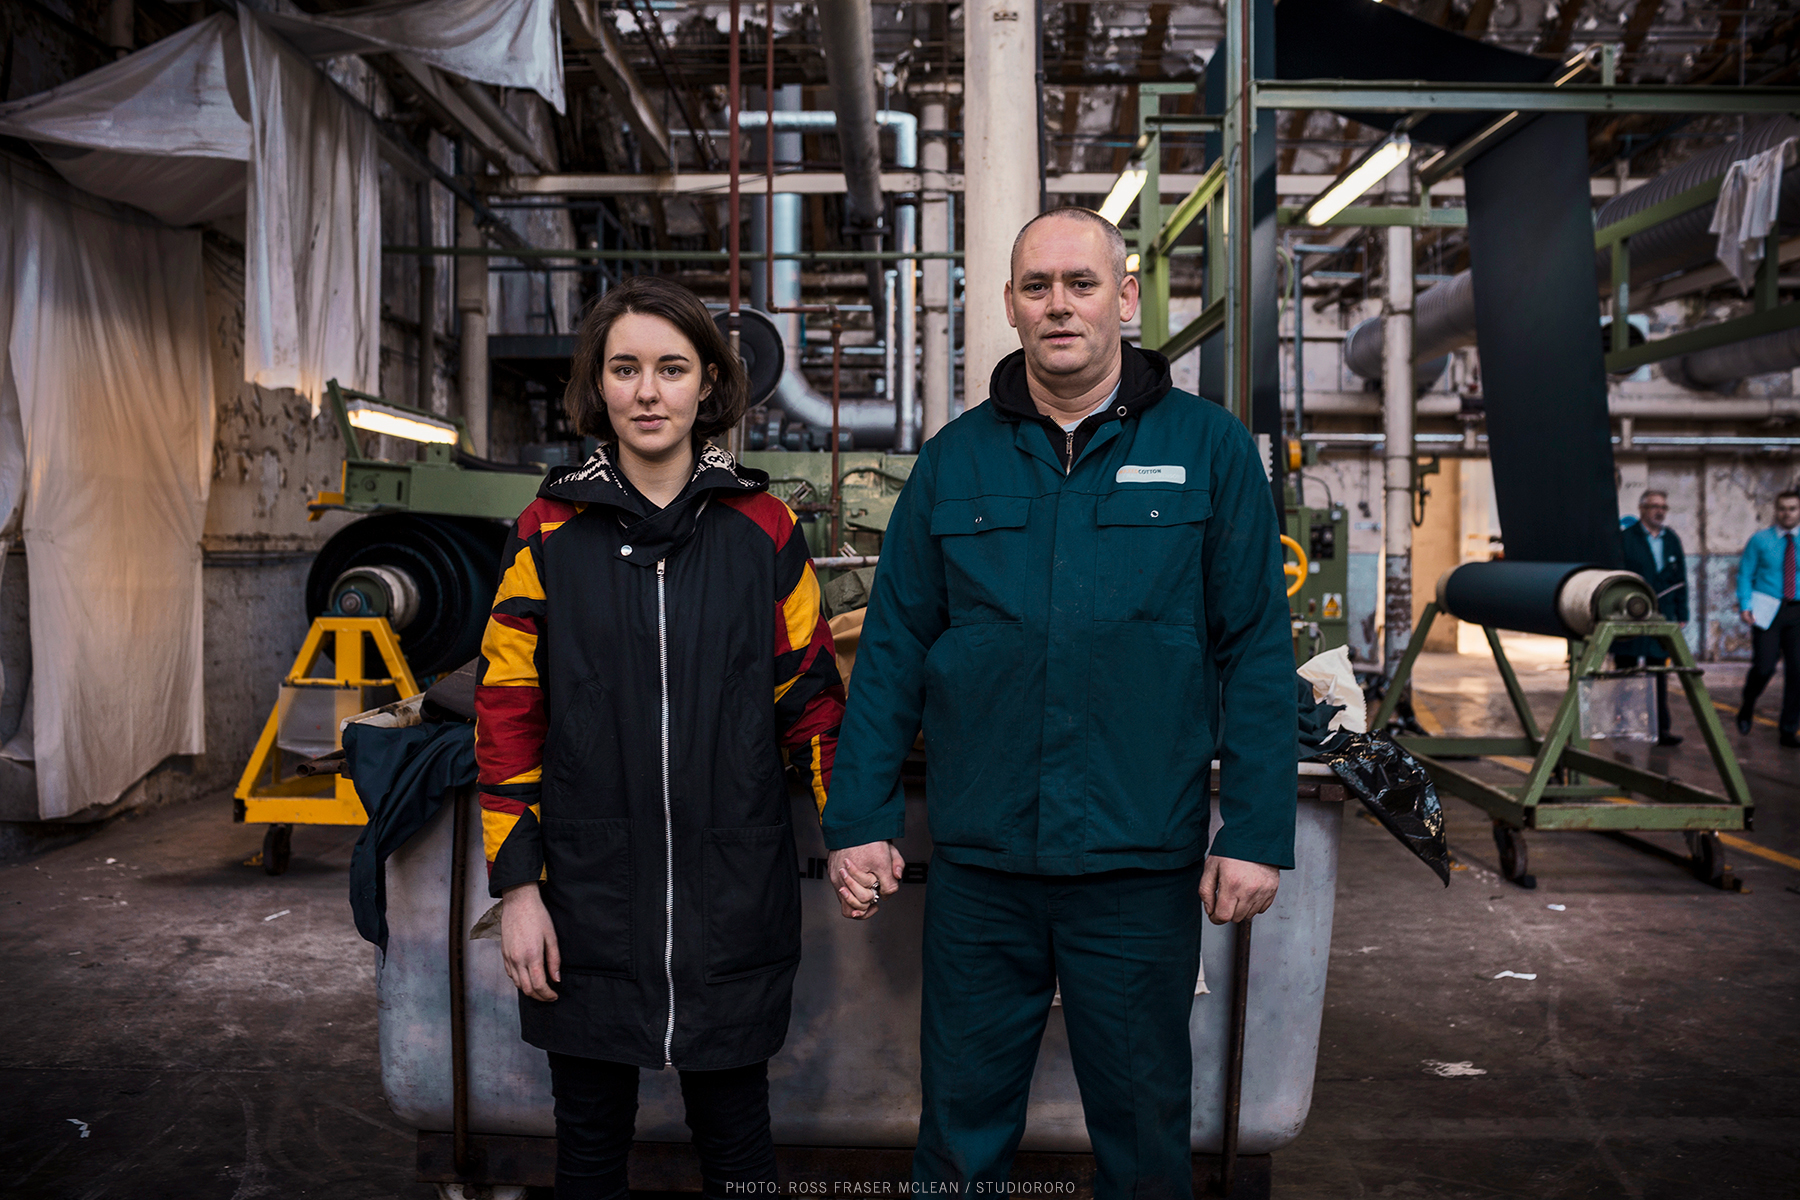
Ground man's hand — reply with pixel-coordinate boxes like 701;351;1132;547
827;841;906;919
499;883;560;1001
1199;856;1280;925
1742;608;1756;625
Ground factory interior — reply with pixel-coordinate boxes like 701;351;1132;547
0;0;1797;1197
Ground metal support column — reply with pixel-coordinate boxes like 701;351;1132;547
455;191;490;458
1381;169;1416;673
962;0;1040;409
920;93;952;439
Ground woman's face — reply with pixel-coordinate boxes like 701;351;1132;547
600;311;713;462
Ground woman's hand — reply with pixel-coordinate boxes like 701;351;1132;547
827;841;906;919
499;883;561;1001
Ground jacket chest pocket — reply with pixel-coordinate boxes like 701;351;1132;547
932;496;1032;624
1094;489;1211;624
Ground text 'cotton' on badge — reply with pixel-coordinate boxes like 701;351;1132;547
1116;465;1186;484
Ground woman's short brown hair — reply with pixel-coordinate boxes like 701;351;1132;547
564;275;749;442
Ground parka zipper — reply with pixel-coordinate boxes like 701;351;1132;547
657;557;675;1068
1064;428;1075;473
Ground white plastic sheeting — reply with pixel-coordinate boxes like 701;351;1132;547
0;14;249;226
0;11;381;409
239;11;382;411
0;159;213;820
263;0;565;113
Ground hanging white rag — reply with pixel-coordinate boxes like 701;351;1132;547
1710;137;1797;292
1298;644;1368;734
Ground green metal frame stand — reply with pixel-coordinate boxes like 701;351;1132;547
1372;603;1754;891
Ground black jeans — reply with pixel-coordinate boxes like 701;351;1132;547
546;1053;777;1200
1743;600;1800;734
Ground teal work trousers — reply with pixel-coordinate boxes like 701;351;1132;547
913;856;1205;1200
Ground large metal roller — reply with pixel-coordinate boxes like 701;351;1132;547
306;514;506;678
1436;561;1656;640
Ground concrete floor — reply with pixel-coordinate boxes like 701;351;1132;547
1;642;1796;1198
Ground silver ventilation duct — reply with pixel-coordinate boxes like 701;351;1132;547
1344;117;1800;388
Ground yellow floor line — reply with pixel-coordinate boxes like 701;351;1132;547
1411;697;1445;736
1713;699;1780;730
1495;755;1536;775
1719;833;1800;872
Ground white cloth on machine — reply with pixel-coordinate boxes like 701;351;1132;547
1710;137;1798;292
238;9;382;412
0;157;213;820
261;0;565;113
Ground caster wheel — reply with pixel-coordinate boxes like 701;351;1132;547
1492;821;1536;889
1686;831;1725;887
263;824;293;876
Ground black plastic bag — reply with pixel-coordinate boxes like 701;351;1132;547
1313;734;1451;885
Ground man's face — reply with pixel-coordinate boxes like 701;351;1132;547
1638;494;1668;532
1004;217;1140;383
1777;496;1800;530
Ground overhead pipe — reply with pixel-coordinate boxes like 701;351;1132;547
815;0;887;325
1345;117;1800;388
742;109;918;449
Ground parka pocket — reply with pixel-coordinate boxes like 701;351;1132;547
702;824;802;982
540;817;634;978
1094;488;1211;624
931;496;1033;624
543;677;627;808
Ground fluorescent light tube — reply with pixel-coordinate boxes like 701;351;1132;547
1303;135;1411;227
1098;165;1149;225
345;399;460;445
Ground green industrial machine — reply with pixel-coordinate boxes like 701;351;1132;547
1284;501;1349;662
1372;563;1753;890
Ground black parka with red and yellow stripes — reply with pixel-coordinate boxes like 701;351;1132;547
474;441;844;1070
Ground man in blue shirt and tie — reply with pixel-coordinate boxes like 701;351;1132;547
1736;489;1800;746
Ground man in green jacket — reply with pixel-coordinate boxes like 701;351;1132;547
822;207;1297;1199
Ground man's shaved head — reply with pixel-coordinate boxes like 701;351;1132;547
1011;207;1129;283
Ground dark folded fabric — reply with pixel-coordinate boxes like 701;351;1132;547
344;721;477;949
422;659;479;722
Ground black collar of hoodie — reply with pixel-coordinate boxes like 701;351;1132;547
987;341;1174;468
541;440;769;566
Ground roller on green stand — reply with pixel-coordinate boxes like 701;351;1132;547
1373;561;1753;891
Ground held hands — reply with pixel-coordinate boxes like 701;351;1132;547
1199;856;1280;925
500;882;561;1001
827;841;906;919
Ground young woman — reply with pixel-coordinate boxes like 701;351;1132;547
474;275;846;1199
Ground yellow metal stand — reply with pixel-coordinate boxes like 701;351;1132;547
235;616;421;828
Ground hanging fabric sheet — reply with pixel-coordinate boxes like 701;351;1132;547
0;14;249;226
0;10;382;409
261;0;565;113
0;0;565;410
238;10;382;412
1710;138;1799;292
1274;0;1618;567
0;157;213;820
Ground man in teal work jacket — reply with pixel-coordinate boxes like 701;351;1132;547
821;207;1297;1199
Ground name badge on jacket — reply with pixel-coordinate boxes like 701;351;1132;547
1116;464;1187;484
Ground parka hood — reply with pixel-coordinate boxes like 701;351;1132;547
987;341;1174;426
540;441;768;566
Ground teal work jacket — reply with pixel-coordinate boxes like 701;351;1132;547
824;346;1298;873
